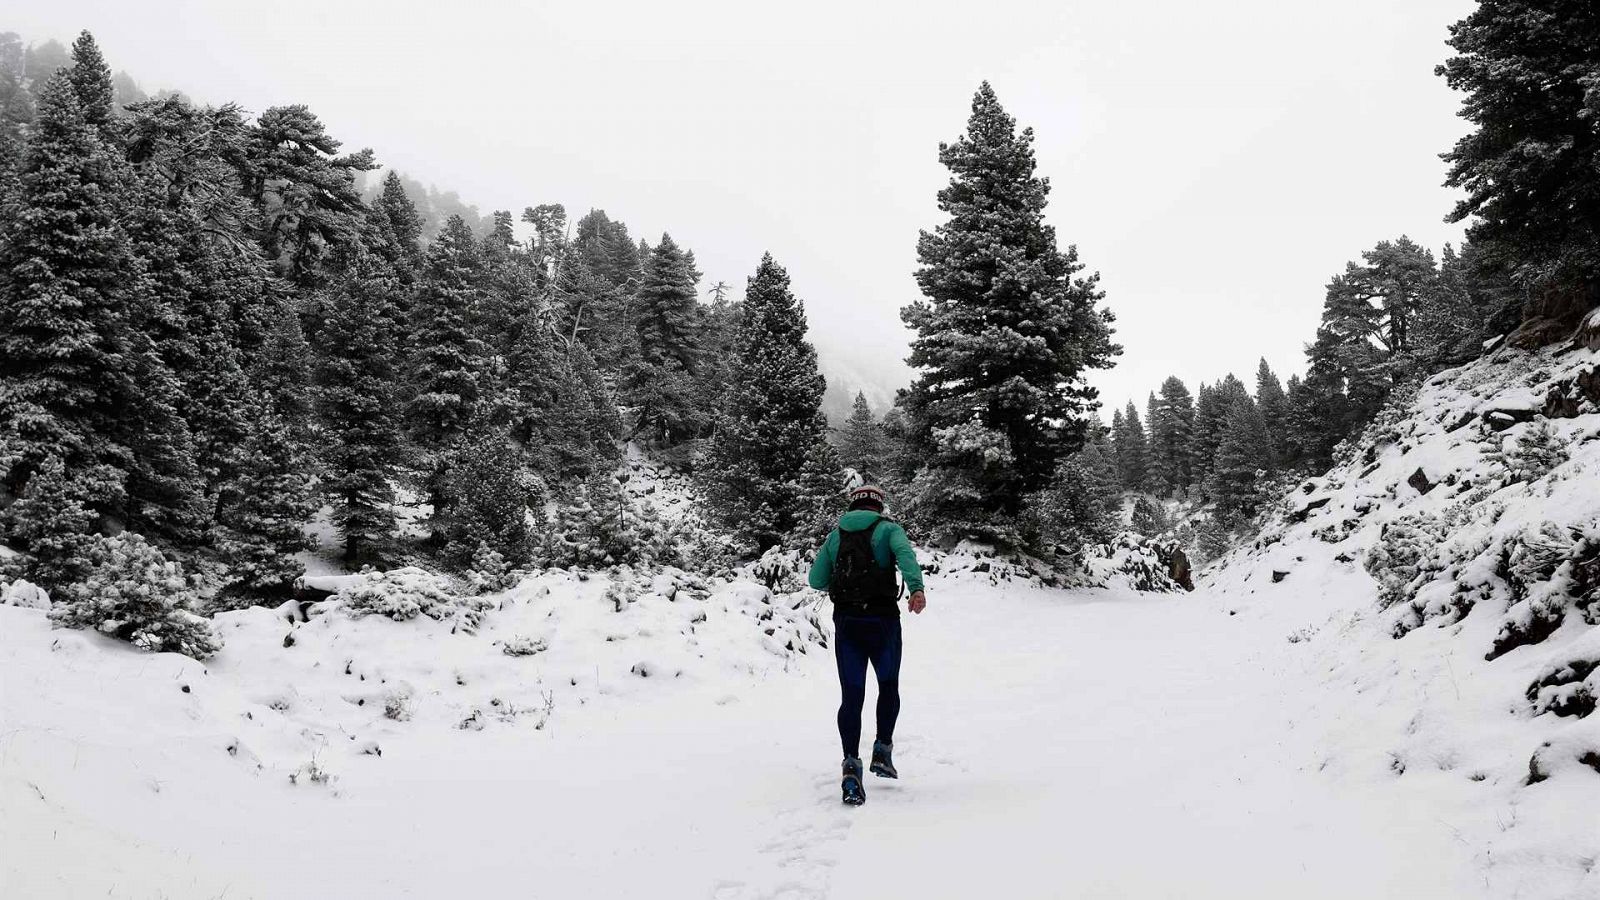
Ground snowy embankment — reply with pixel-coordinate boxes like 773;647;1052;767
1207;342;1600;898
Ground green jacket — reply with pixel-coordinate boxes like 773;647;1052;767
808;510;925;594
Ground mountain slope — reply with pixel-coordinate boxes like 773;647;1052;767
1205;341;1600;897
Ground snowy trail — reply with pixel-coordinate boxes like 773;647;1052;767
3;580;1497;899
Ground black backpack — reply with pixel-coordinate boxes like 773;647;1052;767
829;518;898;611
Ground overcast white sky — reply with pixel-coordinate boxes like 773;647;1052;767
12;0;1474;414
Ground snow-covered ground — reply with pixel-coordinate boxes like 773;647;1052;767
1;560;1531;899
6;346;1600;899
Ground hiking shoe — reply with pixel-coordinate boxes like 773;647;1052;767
870;740;898;779
841;756;866;806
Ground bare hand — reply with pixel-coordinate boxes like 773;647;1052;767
908;591;926;615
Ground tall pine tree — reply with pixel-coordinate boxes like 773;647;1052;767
626;233;706;446
900;82;1118;541
408;215;489;521
317;249;406;565
704;254;838;553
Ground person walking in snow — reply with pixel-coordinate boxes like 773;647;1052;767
807;484;926;806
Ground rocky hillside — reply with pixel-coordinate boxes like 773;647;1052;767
1205;335;1600;895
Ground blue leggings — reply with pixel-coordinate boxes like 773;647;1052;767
834;615;902;759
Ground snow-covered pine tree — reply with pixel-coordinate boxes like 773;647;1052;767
704;254;839;554
1150;376;1195;496
1302;238;1440;455
626;233;707;446
1;454;100;589
504;301;611;483
243;104;376;292
443;429;539;568
1113;401;1149;492
1413;242;1519;371
837;392;886;480
1254;359;1289;470
1282;363;1348;472
408;215;490;524
65;31;114;132
1024;442;1120;559
900;82;1119;542
1438;0;1600;324
119;104;260;508
1144;393;1168;496
1207;394;1271;527
0;72;144;575
368;170;425;315
1188;382;1222;494
316;248;406;565
0;33;31;181
214;409;315;604
544;468;635;569
1130;494;1168;537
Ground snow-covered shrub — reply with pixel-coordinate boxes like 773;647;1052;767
337;567;493;631
1080;533;1191;592
463;542;515;595
1491;521;1600;658
48;533;221;659
383;690;414;722
542;469;648;568
1486;419;1568;484
747;546;805;593
1366;513;1453;610
501;635;548;657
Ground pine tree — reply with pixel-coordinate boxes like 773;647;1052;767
1301;238;1440;456
1112;401;1149;492
1414;242;1520;370
214;410;315;603
1130;494;1168;536
1025;441;1121;557
544;468;636;568
369;170;424;287
66;31;114;130
1149;376;1195;496
626;233;706;445
1207;395;1271;526
318;249;407;565
0;32;32;179
900;82;1119;541
408;215;489;518
442;430;539;568
1438;0;1600;319
1;454;100;589
837;392;885;480
1254;359;1289;469
1188;383;1221;494
704;254;839;553
503;300;613;483
243;104;376;290
0;73;140;548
